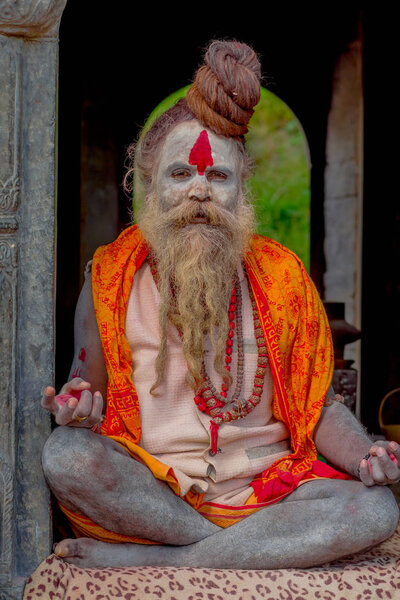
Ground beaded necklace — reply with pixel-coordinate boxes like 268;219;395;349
147;254;269;455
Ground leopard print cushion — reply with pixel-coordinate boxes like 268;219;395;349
23;524;400;600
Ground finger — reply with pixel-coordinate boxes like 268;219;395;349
369;441;400;471
388;441;400;465
87;392;103;426
41;386;57;411
375;446;400;481
55;396;79;425
61;378;91;394
359;459;375;486
369;455;388;485
71;389;93;424
370;440;395;454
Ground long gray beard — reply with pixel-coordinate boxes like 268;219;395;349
136;192;255;393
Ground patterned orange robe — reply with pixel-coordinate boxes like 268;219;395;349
59;225;352;543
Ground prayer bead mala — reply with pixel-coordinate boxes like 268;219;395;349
198;275;269;454
147;254;269;455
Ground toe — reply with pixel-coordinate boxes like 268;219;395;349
54;538;81;558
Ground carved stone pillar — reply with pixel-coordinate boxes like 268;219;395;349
0;2;67;597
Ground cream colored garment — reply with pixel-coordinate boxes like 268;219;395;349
125;261;291;506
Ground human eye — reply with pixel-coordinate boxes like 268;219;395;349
170;168;192;180
207;170;228;182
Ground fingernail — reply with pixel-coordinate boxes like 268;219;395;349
377;447;385;456
68;398;78;408
389;441;397;450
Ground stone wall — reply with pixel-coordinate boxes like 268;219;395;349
0;2;67;598
324;17;364;416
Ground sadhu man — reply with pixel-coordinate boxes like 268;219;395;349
41;40;399;569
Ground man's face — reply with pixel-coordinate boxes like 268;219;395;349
154;120;242;220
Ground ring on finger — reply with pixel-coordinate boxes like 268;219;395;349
73;414;88;423
90;414;105;432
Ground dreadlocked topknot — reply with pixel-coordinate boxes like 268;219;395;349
125;40;261;195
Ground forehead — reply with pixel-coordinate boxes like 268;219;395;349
158;121;239;168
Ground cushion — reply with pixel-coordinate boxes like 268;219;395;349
23;522;400;600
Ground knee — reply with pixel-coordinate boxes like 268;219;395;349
371;486;399;539
42;426;107;490
354;485;399;544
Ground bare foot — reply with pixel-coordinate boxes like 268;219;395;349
54;538;152;568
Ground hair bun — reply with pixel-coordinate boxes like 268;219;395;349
186;40;261;138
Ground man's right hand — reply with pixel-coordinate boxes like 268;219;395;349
41;378;104;428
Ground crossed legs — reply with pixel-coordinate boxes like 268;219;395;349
42;426;399;569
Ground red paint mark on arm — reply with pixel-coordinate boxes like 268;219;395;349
188;130;213;175
78;347;86;362
71;367;82;378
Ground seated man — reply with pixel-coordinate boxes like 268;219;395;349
41;40;399;569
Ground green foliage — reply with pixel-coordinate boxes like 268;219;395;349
245;88;310;271
141;86;191;136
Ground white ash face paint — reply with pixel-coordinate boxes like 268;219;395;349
154;121;243;216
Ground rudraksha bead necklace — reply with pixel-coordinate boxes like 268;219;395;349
147;254;269;455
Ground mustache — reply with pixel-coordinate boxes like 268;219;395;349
158;201;236;229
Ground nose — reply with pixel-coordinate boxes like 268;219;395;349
188;175;210;202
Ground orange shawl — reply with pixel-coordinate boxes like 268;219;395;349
91;225;351;511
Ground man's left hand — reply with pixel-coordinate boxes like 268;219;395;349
359;441;400;486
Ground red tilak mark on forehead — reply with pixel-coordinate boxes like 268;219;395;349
188;130;213;175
